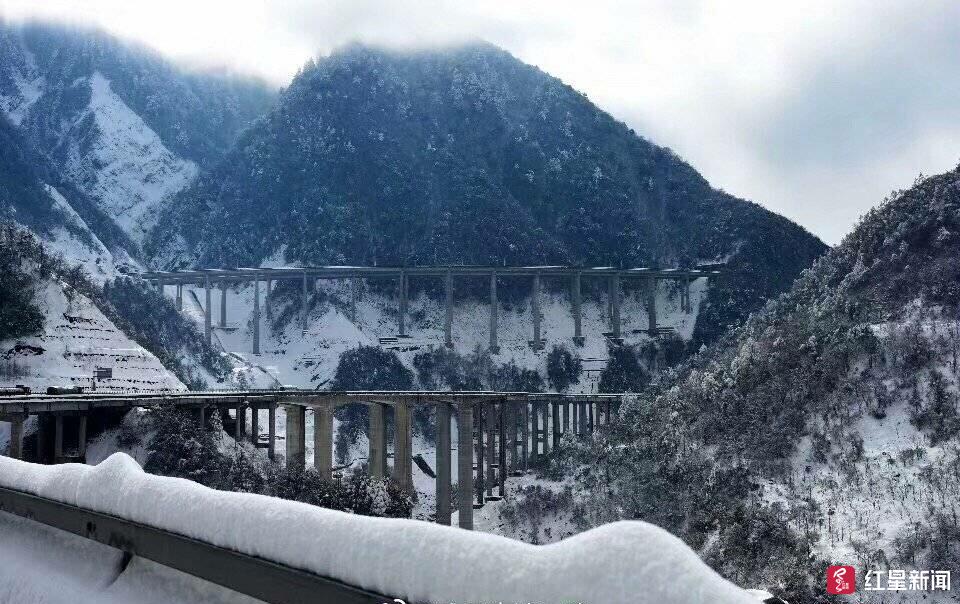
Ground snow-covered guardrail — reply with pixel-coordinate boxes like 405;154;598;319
0;453;755;604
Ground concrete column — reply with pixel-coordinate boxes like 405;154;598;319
552;402;560;448
457;404;474;529
609;274;621;339
436;403;452;525
37;415;47;463
521;402;529;470
250;406;259;446
176;284;183;311
497;403;506;495
235;405;246;440
572;272;583;344
267;403;277;461
301;271;309;333
265;279;272;318
78;414;87;459
54;415;63;461
573;402;579;434
506;402;517;473
350;277;359;323
252;277;261;355
219;282;228;327
444;271;454;348
489;271;499;352
529;402;538;463
684;277;692;313
475;404;484;505
8;415;24;459
156;277;165;296
198;405;206;429
531;273;542;349
285;405;306;471
393;401;413;493
204;276;212;346
579;401;588;435
368;403;386;479
590;402;595;433
398;271;408;337
562;402;570;433
541;403;551;456
314;405;334;480
485;405;495;498
647;276;658;334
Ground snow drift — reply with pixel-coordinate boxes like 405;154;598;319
0;453;754;604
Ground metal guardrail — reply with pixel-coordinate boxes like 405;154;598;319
0;485;389;604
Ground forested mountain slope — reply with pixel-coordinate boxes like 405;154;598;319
0;20;276;248
565;168;960;602
151;43;826;344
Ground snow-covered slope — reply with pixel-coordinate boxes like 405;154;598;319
0;279;184;393
55;72;198;244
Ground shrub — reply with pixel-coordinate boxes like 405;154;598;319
546;345;582;392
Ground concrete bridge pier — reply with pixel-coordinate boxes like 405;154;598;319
571;272;584;345
435;403;452;525
497;403;507;495
474;404;484;506
252;277;261;355
521;403;530;469
541;403;551;456
647;276;658;334
5;414;24;459
285;405;306;471
176;284;183;311
485;407;495;499
609;275;621;339
530;273;543;350
267;403;277;461
219;282;227;327
314;404;334;480
528;402;538;464
397;271;408;338
489;272;499;353
444;271;453;348
350;277;359;323
393;401;413;494
249;405;259;446
204;276;212;346
552;403;561;448
368;403;386;479
457;404;474;529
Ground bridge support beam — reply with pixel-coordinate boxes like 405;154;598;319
249;405;259;446
219;283;227;327
314;405;334;480
54;415;63;462
252;277;261;355
397;271;408;338
267;403;276;461
176;284;183;311
475;404;484;505
485;405;495;498
204;276;212;346
497;403;506;495
683;277;692;313
506;403;517;473
436;403;451;525
7;415;24;459
444;271;453;348
489;272;499;353
531;273;542;350
609;274;621;340
285;405;305;471
552;402;560;448
521;402;529;470
368;403;385;479
647;276;658;334
572;272;583;345
350;277;359;324
235;404;247;440
301;271;308;333
457;404;474;529
393;401;412;494
78;414;87;460
541;403;550;456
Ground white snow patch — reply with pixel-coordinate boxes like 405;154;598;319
0;453;755;604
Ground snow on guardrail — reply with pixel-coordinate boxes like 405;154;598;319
0;453;754;604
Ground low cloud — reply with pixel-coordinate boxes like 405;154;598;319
3;0;958;243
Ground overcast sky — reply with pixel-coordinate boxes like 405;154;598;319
3;0;959;245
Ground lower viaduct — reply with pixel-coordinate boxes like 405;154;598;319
0;389;621;529
139;265;720;353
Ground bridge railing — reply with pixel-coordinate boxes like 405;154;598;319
0;453;756;604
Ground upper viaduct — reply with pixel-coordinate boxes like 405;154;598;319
139;265;721;353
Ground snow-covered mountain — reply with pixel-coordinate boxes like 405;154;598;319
558;167;960;602
0;20;275;250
